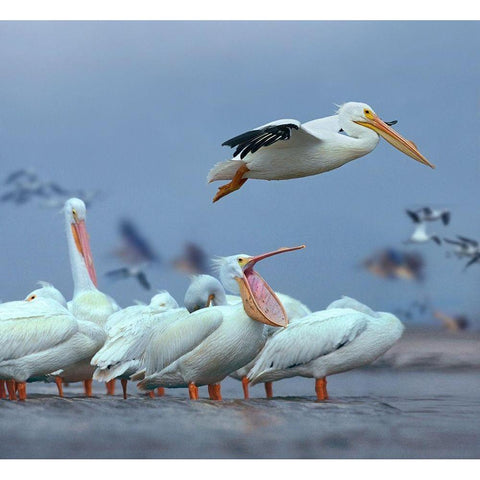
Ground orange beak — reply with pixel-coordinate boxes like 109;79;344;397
71;219;98;287
236;245;305;327
355;113;435;169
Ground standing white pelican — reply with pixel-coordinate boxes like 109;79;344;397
0;283;104;401
208;102;434;202
248;296;404;400
91;291;179;399
183;273;311;398
404;222;441;246
57;198;120;397
137;246;304;400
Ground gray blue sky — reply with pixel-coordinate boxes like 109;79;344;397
0;21;479;325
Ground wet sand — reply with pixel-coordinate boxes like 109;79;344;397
1;329;479;459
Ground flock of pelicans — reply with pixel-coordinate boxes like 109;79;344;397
1;101;439;402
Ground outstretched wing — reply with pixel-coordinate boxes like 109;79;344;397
136;272;151;290
457;235;478;247
444;238;465;247
406;209;420;223
222;120;303;159
105;268;130;281
464;253;480;269
248;310;368;383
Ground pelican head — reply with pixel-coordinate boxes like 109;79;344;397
213;245;305;327
184;274;227;312
25;281;68;307
64;197;98;287
338;102;434;169
149;291;179;312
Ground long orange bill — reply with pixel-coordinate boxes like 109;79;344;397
355;114;434;169
71;219;98;286
237;245;305;327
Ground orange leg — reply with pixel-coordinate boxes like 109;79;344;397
84;379;93;397
157;387;165;397
315;377;328;401
212;164;250;203
188;382;199;400
121;379;128;399
264;381;273;399
6;380;17;401
208;383;222;401
55;377;64;397
0;380;6;399
106;379;116;395
148;391;155;398
241;376;249;400
17;382;27;401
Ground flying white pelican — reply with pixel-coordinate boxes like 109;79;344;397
248;296;404;400
183;273;312;398
404;222;441;246
406;207;450;225
137;245;304;400
57;198;120;397
91;291;179;399
208;102;434;202
0;283;105;401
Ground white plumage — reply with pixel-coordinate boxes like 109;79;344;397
91;292;179;395
405;222;441;245
56;198;119;394
208;102;433;202
182;273;312;397
137;247;304;400
248;296;404;399
0;283;104;400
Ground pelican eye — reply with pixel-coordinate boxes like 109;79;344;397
238;258;244;264
363;108;374;119
27;294;36;302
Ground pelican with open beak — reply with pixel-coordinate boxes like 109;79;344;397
137;245;305;400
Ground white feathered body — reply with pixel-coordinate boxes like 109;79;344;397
0;298;105;382
92;303;174;382
208;116;379;182
248;299;404;385
58;290;118;382
139;304;267;390
229;292;312;380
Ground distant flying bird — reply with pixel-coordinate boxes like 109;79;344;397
115;219;160;266
406;207;450;225
208;101;434;202
4;168;38;185
363;248;424;281
444;235;479;258
105;266;152;290
172;242;211;275
1;169;100;209
404;222;441;246
433;310;470;331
